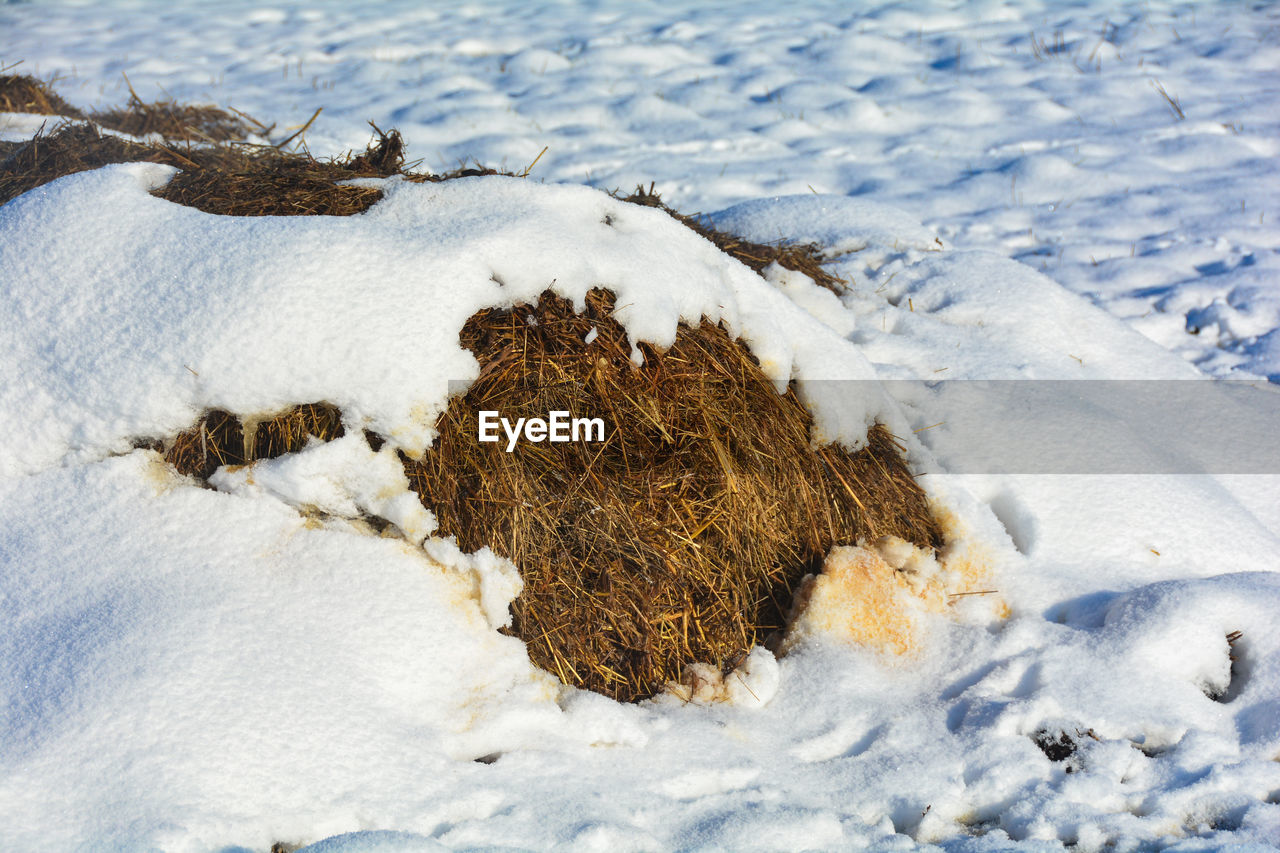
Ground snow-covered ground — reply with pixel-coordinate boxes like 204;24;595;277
2;1;1279;851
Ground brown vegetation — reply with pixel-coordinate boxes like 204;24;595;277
0;72;84;117
406;289;939;700
164;403;345;481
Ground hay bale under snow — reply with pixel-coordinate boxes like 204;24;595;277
405;288;941;701
156;292;942;703
9;103;945;701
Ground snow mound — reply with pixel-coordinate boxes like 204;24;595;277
710;193;942;255
0;165;890;479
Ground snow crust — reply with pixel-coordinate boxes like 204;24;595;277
3;0;1280;850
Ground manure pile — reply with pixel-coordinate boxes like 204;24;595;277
3;74;943;701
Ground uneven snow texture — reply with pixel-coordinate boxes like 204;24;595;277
0;164;886;478
5;0;1277;382
3;1;1280;851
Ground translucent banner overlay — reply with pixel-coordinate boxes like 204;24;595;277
862;379;1280;475
443;378;1280;474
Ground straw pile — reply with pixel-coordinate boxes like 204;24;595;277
156;288;941;702
0;116;514;213
405;288;940;700
2;123;176;205
2;71;854;287
0;70;253;139
91;94;253;142
3;77;944;701
0;72;84;117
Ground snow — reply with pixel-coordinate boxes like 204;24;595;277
0;164;889;479
210;433;439;546
3;1;1280;851
711;195;944;256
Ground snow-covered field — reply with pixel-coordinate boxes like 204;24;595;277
3;1;1279;850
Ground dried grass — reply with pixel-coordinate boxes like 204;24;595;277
5;74;849;299
155;144;387;216
2;84;846;302
0;120;511;214
90;75;253;142
405;289;940;700
619;183;846;294
0;67;256;141
91;100;252;142
151;127;509;216
0;73;84;117
0;123;181;205
165;403;344;481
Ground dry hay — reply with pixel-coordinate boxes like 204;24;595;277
0;69;251;141
0;122;405;213
1;91;848;298
164;403;345;481
149;127;505;216
147;126;493;216
0;123;186;205
2;71;850;295
90;82;254;142
405;288;941;701
0;122;292;209
0;120;510;215
2;97;850;298
620;183;846;295
0;73;84;118
154;143;388;216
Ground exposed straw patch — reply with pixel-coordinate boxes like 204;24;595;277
0;73;84;117
619;183;846;294
90;76;253;142
405;288;940;701
154;144;389;216
152;126;421;216
0;122;188;206
150;291;942;702
0;120;516;214
1;102;829;295
164;402;344;481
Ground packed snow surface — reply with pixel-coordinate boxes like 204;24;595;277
2;1;1280;851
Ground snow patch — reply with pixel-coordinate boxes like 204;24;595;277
210;432;438;545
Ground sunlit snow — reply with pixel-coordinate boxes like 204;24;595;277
2;1;1279;851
